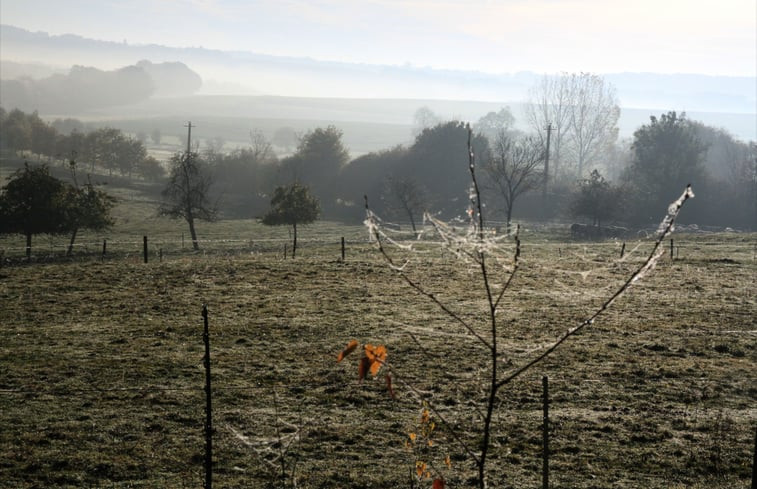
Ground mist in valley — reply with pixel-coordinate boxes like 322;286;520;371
1;8;755;231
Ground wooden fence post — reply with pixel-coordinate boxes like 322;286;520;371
143;236;148;263
620;242;626;259
543;375;549;489
202;305;213;489
341;237;345;261
670;239;674;260
102;239;107;261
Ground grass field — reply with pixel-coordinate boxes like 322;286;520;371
1;211;755;488
1;157;755;487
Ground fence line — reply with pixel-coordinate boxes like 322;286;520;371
1;225;752;258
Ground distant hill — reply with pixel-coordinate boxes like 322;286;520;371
135;60;202;97
0;60;202;113
2;24;754;111
0;24;754;142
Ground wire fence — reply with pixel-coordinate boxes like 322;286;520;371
2;230;754;267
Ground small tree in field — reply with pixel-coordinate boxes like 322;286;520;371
381;176;429;236
262;183;319;258
0;164;69;260
159;151;217;250
570;169;620;229
483;133;543;232
65;161;116;255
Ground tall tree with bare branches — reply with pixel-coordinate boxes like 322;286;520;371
483;133;543;232
567;73;620;178
526;73;620;179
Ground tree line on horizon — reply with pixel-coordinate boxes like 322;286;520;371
0;107;166;182
1;72;755;236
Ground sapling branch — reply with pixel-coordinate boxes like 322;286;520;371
365;197;493;350
494;185;694;390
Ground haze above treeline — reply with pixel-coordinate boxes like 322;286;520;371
1;24;754;144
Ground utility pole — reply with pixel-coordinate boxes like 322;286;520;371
184;121;194;154
542;122;553;205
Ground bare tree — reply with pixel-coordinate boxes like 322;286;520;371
525;74;572;178
159;151;218;250
381;176;429;236
526;73;620;179
250;129;277;164
567;73;620;178
483;132;543;232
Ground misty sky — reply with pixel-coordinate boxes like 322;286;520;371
1;0;755;77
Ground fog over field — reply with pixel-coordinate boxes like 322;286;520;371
0;4;755;489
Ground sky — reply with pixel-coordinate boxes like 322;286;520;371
1;0;755;77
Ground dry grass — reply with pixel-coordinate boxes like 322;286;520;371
1;227;755;488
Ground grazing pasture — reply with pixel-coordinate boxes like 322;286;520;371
0;222;754;488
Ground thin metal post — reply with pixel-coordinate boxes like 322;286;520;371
202;305;213;489
341;237;345;261
543;376;549;489
143;236;148;263
620;242;626;259
543;123;552;204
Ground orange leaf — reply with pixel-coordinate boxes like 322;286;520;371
337;340;359;362
420;408;430;424
444;454;452;469
432;478;445;489
364;343;376;361
369;358;383;376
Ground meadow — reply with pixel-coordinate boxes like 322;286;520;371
1;199;755;488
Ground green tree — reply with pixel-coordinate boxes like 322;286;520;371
1;108;33;152
0;164;69;259
137;155;166;182
570;169;619;228
116;136;147;178
474;107;516;143
281;126;348;212
408;121;489;217
29;113;57;160
159;152;218;250
262;183;320;258
624;111;707;224
64;162;116;255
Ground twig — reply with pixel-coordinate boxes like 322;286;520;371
495;185;694;390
